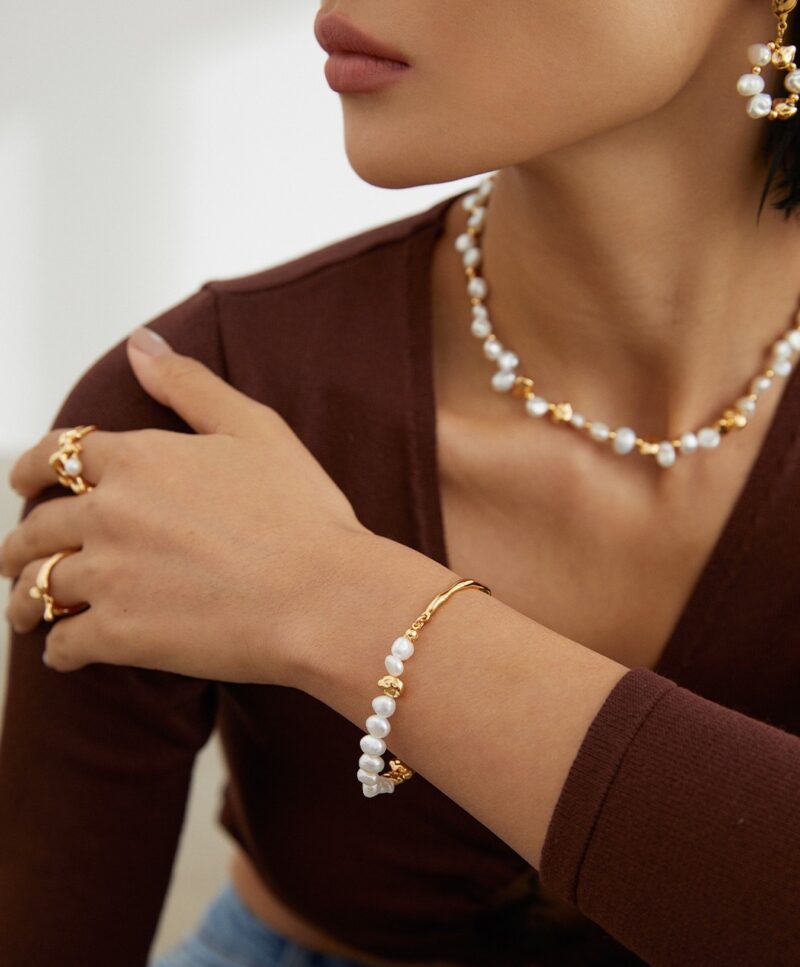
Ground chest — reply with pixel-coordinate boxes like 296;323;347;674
433;407;768;673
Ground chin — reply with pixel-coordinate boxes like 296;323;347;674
341;127;497;190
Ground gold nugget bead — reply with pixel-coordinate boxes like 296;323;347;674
512;376;535;399
385;760;414;785
632;436;658;455
377;675;404;699
551;402;573;423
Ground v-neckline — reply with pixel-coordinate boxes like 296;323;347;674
405;187;800;678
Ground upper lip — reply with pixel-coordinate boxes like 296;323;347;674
314;11;410;65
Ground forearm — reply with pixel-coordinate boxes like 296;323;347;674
294;532;629;870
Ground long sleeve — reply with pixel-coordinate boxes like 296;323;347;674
0;287;225;966
538;666;800;967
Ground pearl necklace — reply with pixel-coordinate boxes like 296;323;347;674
456;175;800;468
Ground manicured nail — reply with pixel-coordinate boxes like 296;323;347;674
129;326;172;357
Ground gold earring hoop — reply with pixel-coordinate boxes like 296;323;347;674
737;0;800;120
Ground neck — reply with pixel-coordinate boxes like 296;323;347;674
442;23;800;438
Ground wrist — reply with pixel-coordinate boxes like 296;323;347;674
288;532;459;708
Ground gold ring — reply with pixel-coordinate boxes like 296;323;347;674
28;550;85;622
48;424;98;494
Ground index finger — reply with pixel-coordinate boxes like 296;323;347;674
8;427;114;499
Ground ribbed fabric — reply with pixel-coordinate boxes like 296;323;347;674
1;188;799;966
540;667;800;966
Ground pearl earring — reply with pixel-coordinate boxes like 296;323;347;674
737;0;800;120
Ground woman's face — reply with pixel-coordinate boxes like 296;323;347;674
316;0;765;188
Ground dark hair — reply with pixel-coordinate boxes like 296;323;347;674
758;17;800;221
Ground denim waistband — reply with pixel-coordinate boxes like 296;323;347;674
150;880;371;967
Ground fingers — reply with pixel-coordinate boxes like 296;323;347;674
125;343;274;438
5;551;88;635
5;550;108;675
43;605;104;672
9;427;116;500
0;495;86;579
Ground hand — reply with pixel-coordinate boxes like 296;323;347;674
0;326;373;682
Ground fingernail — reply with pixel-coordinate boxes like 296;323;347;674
42;649;50;666
129;326;172;357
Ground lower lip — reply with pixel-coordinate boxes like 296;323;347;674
324;52;411;93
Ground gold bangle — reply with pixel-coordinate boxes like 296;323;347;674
356;578;492;798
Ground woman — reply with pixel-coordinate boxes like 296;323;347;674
1;2;799;965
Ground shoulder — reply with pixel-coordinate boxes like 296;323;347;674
50;191;462;434
51;286;223;436
205;192;458;300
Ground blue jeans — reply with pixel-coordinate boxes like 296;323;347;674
150;881;373;967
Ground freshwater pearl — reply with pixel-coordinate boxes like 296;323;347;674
468;207;487;230
366;714;391;739
455;232;474;253
748;43;772;67
463;247;482;269
472;303;488;320
773;339;793;359
372;695;396;718
787;330;800;351
656;442;676;468
589;421;610;441
773;358;793;378
492;370;517;393
680;432;699;454
384;654;404;676
477;178;493;198
468;277;488;299
612;426;636;455
747;93;773;118
737;73;765;96
358;769;379;785
64;456;83;476
362;783;380;798
570;412;586;428
376;777;396;795
526;396;550;418
471;317;492;338
498;350;519;371
786;70;800;93
359;753;384;774
735;396;757;416
750;375;772;396
360;734;386;757
483;336;503;360
391;636;414;660
462;192;480;210
697;427;721;448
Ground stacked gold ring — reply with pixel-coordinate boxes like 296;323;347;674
48;424;97;494
28;550;85;621
27;424;99;625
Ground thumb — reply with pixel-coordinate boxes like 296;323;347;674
126;326;265;436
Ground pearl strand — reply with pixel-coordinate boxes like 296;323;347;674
356;634;416;797
356;579;492;798
457;175;800;469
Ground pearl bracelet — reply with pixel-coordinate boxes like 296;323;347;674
357;578;492;798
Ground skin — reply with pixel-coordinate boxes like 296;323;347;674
3;1;800;963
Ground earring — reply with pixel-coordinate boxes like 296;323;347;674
737;0;800;119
